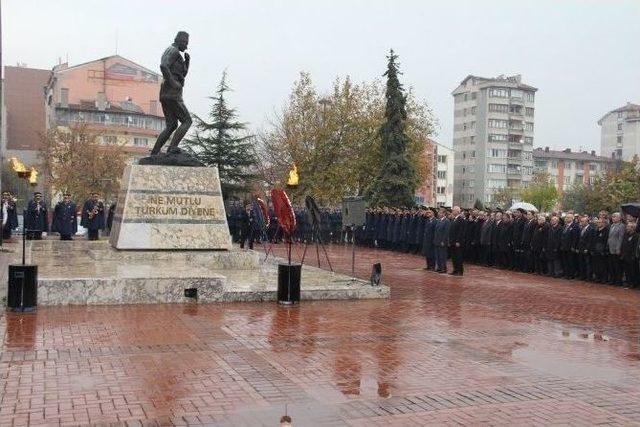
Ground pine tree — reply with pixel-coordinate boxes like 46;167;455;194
367;50;417;207
183;72;257;198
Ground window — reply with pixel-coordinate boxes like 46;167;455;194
489;103;509;113
471;92;477;100
436;186;446;194
565;161;572;169
525;92;535;102
523;152;532;160
616;148;622;158
487;179;507;189
149;100;158;115
618;111;623;118
487;164;507;173
524;137;533;144
470;121;475;129
437;155;447;163
469;136;475;144
525;122;534;131
488;119;508;128
488;148;507;158
464;93;468;101
467;165;475;173
551;160;558;168
437;170;447;179
60;88;69;106
617;136;623;145
471;106;476;115
489;88;509;98
525;107;534;117
471;150;476;158
510;105;522;114
468;180;475;188
564;176;571;185
617;123;623;131
133;137;148;147
511;89;523;99
589;163;596;171
103;135;118;145
488;134;507;142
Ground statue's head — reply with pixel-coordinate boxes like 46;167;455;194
174;31;189;52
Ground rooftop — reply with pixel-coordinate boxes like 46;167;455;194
598;102;640;124
533;147;617;162
453;74;538;94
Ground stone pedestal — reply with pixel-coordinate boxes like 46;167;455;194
109;164;232;250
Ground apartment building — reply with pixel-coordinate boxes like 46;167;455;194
533;147;617;193
598;102;640;162
44;55;164;163
451;74;537;208
415;139;454;207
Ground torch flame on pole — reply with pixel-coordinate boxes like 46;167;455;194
287;164;299;187
29;167;38;186
9;157;27;173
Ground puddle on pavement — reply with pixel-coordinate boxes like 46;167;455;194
514;346;626;382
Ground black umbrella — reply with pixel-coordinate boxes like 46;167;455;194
621;203;640;218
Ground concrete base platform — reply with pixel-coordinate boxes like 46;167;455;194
28;240;389;305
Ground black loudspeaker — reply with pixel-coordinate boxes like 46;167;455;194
342;197;366;227
277;263;301;304
370;263;382;286
7;265;38;311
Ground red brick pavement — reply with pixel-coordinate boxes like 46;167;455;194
1;243;640;426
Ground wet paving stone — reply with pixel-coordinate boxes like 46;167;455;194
1;243;640;425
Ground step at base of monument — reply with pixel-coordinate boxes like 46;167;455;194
32;240;390;305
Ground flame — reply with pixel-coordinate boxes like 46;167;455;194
29;168;38;185
287;164;299;186
9;157;27;173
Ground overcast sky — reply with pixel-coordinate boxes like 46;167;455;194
3;0;639;153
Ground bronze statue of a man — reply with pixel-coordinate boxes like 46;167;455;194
150;31;192;155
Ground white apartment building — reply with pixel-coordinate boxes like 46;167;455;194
451;74;537;208
598;102;640;162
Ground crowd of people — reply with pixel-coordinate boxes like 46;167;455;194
227;199;640;289
227;201;343;249
1;191;114;241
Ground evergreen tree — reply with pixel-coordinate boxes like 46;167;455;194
367;50;417;207
183;72;257;198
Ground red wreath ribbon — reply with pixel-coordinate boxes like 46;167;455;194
271;189;297;236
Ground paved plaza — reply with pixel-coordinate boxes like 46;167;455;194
1;243;640;426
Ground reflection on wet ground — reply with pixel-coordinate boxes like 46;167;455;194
1;243;640;425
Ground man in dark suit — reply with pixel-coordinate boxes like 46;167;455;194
422;208;436;270
480;211;494;266
433;208;450;273
449;206;466;276
577;215;594;281
511;209;526;270
545;215;563;277
560;213;580;279
521;211;536;273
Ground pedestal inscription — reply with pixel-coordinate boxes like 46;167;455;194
109;164;232;250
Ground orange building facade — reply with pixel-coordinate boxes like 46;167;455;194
44;55;164;161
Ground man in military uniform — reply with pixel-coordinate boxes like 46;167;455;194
52;193;78;240
81;193;105;240
24;192;48;240
150;31;192;155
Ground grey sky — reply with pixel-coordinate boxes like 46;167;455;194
3;0;639;153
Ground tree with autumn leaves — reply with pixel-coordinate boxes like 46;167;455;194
258;50;436;205
38;124;127;202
